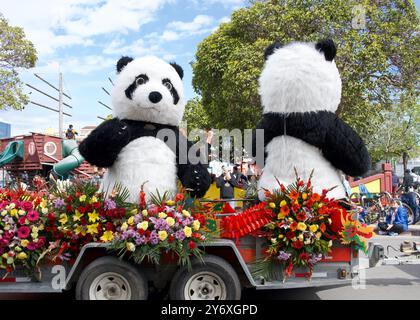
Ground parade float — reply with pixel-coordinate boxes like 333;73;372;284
0;172;376;300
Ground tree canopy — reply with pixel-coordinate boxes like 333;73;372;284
0;14;37;110
192;0;420;163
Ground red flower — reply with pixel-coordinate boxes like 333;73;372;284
188;241;196;250
93;202;101;209
138;229;145;235
290;190;299;200
311;193;321;202
320;223;326;233
286;231;295;240
280;184;286;192
299;252;311;261
78;206;86;214
297;180;304;187
168;235;175;243
292;240;304;250
280;206;290;216
175;193;184;202
296;212;307;221
18;217;26;225
167;212;174;218
290;222;298;231
75;192;81;197
66;204;73;213
48;213;55;221
66;195;73;203
292;204;300;212
106;222;114;231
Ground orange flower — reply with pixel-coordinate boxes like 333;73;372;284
290;221;298;231
290;190;299;200
280;205;290;216
311;193;321;202
320;223;326;233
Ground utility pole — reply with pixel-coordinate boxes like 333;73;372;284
58;72;64;138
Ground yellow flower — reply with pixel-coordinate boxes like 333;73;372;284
18;209;25;216
277;213;286;220
2;253;8;259
74;225;84;235
88;211;99;223
269;202;276;209
280;200;287;207
59;214;68;225
309;225;318;233
184;226;192;238
138;221;148;231
127;216;135;225
182;210;190;218
73;210;83;222
141;210;148;217
297;222;307;232
158;212;167;219
130;208;138;215
328;240;333;247
89;196;98;204
1;210;7;216
316;232;322;239
166;217;175;227
126;242;136;252
302;193;308;200
87;223;99;235
10;209;18;217
38;224;44;231
121;223;128;231
298;234;304;241
192;220;201;231
17;252;28;260
79;195;86;202
158;230;168;241
32;226;39;233
15;246;22;252
100;231;114;242
39;200;47;209
21;240;29;247
166;200;175;206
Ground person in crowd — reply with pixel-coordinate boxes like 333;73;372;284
392;171;400;195
403;169;414;189
378;199;409;235
232;165;248;188
216;167;237;210
411;169;420;184
65;124;78;140
401;184;419;225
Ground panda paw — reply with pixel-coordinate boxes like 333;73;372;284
182;165;211;198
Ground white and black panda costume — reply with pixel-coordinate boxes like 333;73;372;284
79;56;211;202
255;39;371;200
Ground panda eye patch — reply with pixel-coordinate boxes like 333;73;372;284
135;74;149;86
163;81;173;91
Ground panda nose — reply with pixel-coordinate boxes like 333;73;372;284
149;91;162;103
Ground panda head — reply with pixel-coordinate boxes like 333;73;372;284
259;39;341;114
112;56;185;126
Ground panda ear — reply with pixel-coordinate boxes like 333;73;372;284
116;56;134;73
170;62;184;80
264;42;282;60
315;39;336;61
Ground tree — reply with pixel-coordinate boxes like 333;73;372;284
193;0;419;162
0;14;37;110
182;97;211;132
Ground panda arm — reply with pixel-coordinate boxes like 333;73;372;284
176;139;211;198
322;116;371;177
78;118;130;168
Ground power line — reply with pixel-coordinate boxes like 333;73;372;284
33;73;72;100
97;116;107;121
29;100;71;117
98;100;112;110
108;77;114;86
25;83;73;108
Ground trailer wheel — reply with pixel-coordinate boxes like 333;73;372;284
169;254;241;300
75;256;147;300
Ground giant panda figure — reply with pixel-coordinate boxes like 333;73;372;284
79;56;211;202
256;39;371;200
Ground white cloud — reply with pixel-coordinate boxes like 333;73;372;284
160;15;214;42
0;0;172;56
59;56;115;75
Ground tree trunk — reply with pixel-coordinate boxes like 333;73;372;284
402;152;409;172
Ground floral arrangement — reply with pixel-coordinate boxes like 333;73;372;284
110;190;211;268
44;181;135;260
252;171;373;281
0;189;49;274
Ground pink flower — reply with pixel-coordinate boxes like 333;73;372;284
21;201;33;211
27;210;39;222
37;236;46;248
17;226;30;239
18;217;27;225
27;242;37;251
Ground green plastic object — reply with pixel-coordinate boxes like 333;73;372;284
53;139;85;179
0;141;24;167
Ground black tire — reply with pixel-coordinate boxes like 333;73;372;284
169;254;241;300
75;256;148;300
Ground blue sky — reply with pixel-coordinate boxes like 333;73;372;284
0;0;419;136
0;0;245;135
